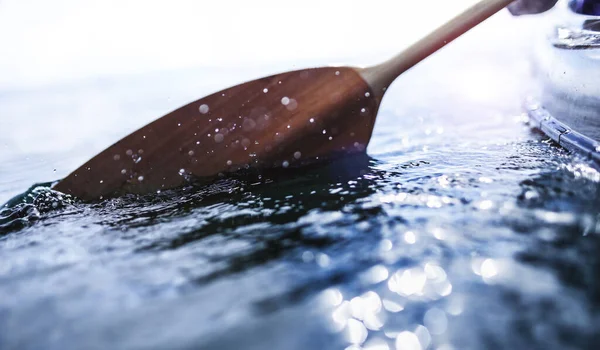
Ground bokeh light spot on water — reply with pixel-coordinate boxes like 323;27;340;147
317;253;331;267
424;308;448;335
382;299;404;313
480;259;498;278
477;200;494;210
345;318;368;345
380;239;393;251
360;265;389;285
362;338;390;350
302;250;315;262
320;288;344;307
404;231;417;244
395;331;422;350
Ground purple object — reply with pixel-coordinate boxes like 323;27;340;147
508;0;559;15
570;0;600;15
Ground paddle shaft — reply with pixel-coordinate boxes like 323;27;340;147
362;0;515;94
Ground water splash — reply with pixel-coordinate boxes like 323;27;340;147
1;183;76;234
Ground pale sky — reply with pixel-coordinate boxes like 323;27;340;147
0;0;482;89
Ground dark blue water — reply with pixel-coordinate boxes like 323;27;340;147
1;16;600;350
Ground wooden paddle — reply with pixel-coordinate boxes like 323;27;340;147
54;0;515;200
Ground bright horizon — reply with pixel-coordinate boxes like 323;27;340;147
0;0;484;89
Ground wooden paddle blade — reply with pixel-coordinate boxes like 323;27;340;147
53;67;380;200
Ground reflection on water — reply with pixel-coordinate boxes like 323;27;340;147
4;128;596;350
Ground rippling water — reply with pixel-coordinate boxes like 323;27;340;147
2;16;600;350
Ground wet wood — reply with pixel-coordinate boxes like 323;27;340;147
54;68;378;200
54;0;515;200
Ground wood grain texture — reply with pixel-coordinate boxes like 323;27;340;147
53;67;379;200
